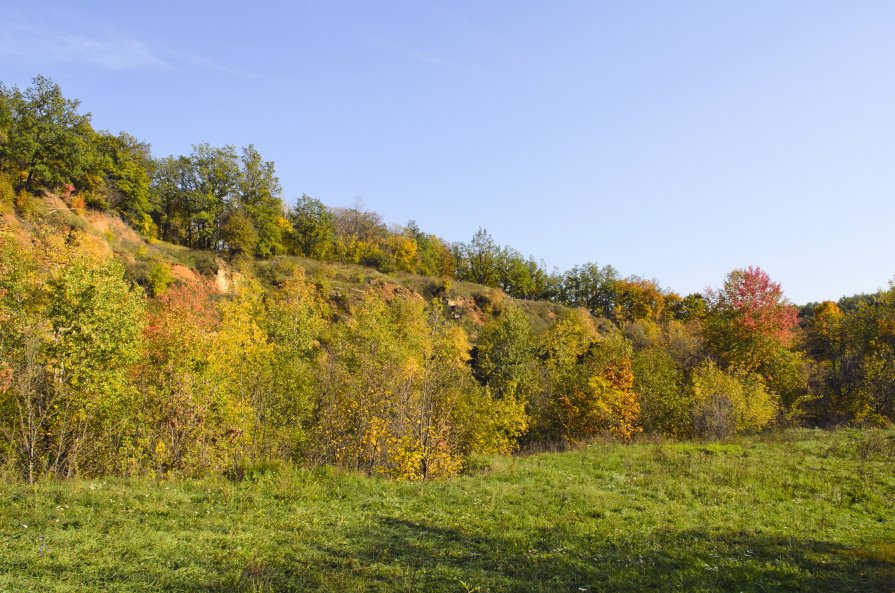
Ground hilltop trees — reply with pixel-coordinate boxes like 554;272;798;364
289;194;336;259
0;77;155;222
148;143;288;255
0;76;96;193
237;145;287;257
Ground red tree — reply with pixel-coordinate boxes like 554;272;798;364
706;266;799;370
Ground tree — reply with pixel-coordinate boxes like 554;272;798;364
705;266;799;372
535;311;640;442
634;346;693;437
474;305;537;401
315;291;429;475
455;228;500;287
407;220;455;277
190;143;239;249
219;207;258;256
315;291;520;478
671;293;708;322
614;277;665;322
237;145;286;257
0;231;144;480
289;194;335;258
552;263;619;318
255;273;327;460
150;155;194;244
94;132;154;233
0;76;96;193
137;282;249;475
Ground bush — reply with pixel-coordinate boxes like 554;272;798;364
0;176;14;206
145;261;173;296
693;394;736;439
191;252;219;277
257;257;300;286
360;247;394;273
691;361;778;437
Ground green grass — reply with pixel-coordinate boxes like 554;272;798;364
1;429;893;592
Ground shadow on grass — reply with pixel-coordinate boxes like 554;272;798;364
216;515;893;593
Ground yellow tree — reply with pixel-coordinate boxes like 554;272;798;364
539;311;641;443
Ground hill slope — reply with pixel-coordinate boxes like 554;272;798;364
2;192;569;336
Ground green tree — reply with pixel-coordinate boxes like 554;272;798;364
150;155;194;244
94;132;154;233
634;347;693;437
289;194;336;258
455;228;500;287
219;207;259;256
238;145;286;257
0;76;96;193
552;263;619;318
474;305;538;402
191;143;239;249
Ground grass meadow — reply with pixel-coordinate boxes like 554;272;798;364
1;429;893;592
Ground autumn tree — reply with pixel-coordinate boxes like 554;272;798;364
136;282;250;476
614;277;665;322
705;266;799;372
0;230;144;480
535;310;640;443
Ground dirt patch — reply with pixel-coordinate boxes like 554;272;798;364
84;210;142;245
171;264;200;285
446;295;486;326
376;281;425;302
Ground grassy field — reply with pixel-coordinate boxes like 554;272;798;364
1;429;893;592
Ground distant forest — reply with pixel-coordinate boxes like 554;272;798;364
1;76;892;482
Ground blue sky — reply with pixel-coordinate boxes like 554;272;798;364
3;1;895;303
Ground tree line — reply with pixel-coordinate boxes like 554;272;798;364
1;76;893;482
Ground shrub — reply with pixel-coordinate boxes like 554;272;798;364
692;393;736;439
256;257;300;286
145;261;173;296
634;347;694;437
691;361;778;437
0;176;14;206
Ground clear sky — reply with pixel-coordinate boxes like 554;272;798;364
3;1;895;304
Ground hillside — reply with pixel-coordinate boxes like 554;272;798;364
1;429;893;592
2;191;567;337
2;76;895;488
